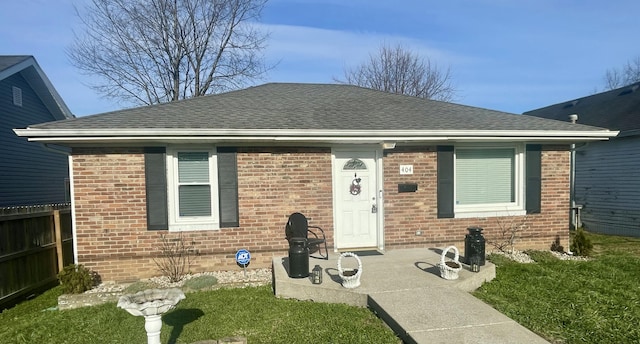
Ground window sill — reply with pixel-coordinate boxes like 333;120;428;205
454;209;526;219
168;223;220;231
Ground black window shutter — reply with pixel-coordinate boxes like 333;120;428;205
437;146;455;218
525;144;542;214
144;147;168;230
217;147;239;227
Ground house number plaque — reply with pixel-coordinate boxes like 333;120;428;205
400;165;414;175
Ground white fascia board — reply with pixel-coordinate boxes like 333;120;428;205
14;128;619;139
14;135;619;147
19;137;618;146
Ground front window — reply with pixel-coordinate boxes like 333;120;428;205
454;145;524;216
177;152;212;216
167;148;219;230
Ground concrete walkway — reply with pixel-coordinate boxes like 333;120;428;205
272;248;549;344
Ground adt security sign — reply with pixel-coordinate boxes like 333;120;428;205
236;249;251;266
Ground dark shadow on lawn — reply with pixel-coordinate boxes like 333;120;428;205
163;308;205;344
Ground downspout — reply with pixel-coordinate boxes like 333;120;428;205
568;114;578;254
41;143;78;265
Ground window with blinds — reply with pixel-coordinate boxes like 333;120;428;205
164;147;231;231
177;152;212;217
455;148;515;205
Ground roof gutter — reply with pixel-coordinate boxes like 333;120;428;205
14;128;619;143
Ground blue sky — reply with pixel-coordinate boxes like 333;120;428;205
2;0;638;116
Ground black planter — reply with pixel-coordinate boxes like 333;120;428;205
288;238;309;278
464;226;486;266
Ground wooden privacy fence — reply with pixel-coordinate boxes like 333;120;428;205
0;204;73;308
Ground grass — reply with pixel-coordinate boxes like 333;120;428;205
474;231;640;344
0;284;400;344
182;275;219;291
3;231;638;344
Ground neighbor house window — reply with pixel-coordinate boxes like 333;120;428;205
166;148;219;231
454;145;524;217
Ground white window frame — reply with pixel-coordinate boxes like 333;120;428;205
454;144;526;218
166;146;219;231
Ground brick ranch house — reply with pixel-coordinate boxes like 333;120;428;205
14;83;617;282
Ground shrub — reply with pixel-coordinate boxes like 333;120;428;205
57;264;95;294
571;228;593;257
153;232;198;283
489;215;528;254
550;235;564;253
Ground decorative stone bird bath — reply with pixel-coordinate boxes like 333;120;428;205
117;288;186;344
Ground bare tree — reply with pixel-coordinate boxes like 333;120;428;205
337;43;456;101
604;56;640;90
68;0;269;105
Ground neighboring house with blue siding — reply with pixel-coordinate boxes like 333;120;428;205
525;83;640;237
0;56;74;207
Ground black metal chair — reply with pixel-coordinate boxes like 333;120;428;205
285;212;329;260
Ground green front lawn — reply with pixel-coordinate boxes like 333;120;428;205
2;231;638;344
475;232;640;343
0;285;400;344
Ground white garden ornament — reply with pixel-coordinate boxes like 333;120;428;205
117;288;185;344
438;246;462;280
337;252;362;288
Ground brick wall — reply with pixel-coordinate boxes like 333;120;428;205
382;145;571;252
72;145;570;282
72;147;333;282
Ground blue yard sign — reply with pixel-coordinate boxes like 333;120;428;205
236;249;251;266
236;249;251;278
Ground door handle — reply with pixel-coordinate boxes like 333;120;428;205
371;204;377;213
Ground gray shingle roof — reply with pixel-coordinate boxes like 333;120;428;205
32;83;605;132
524;82;640;134
0;55;31;74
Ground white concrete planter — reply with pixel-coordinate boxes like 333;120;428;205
338;252;362;288
438;246;462;280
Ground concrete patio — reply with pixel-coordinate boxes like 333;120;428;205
272;248;549;344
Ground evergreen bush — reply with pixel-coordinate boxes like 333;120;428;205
571;228;593;257
550;235;564;252
57;264;95;294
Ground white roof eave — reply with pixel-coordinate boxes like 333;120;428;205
13;128;619;145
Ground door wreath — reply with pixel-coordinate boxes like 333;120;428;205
350;175;362;195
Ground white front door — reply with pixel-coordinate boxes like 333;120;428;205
333;149;379;249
